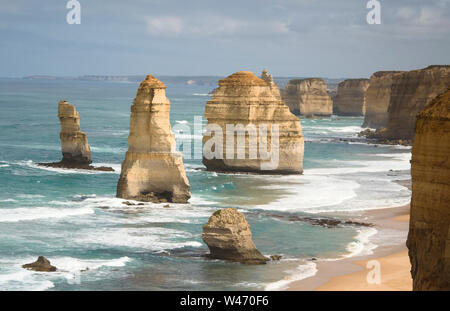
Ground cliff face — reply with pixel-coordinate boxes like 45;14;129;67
202;208;268;264
362;71;403;128
58;100;92;164
383;66;450;140
116;75;191;203
281;78;333;116
407;87;450;290
202;71;304;174
333;79;370;116
260;69;281;99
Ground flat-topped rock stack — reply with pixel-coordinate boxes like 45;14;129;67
407;87;450;290
333;79;370;116
281;78;333;117
202;71;304;174
362;71;404;128
116;75;191;203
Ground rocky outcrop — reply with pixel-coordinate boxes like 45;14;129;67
260;69;281;99
407;88;450;290
202;71;304;174
38;101;114;171
281;78;333;116
202;208;268;264
116;75;191;203
333;79;370;116
362;71;403;128
382;65;450;140
22;256;57;272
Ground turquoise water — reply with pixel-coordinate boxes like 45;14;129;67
0;78;411;290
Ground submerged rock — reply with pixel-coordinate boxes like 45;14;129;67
202;70;304;174
202;208;268;264
281;78;333;116
407;88;450;290
22;256;57;272
333;79;370;116
38;100;113;171
116;75;191;203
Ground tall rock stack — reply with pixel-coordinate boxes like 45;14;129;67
333;79;370;116
362;71;403;128
116;75;191;203
281;78;333;116
58;100;92;164
382;65;450;141
202;71;304;174
407;88;450;290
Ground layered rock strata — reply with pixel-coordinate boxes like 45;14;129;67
362;71;403;128
281;78;333;116
116;75;190;203
333;79;370;116
39;101;113;171
382;65;450;140
202;208;268;264
407;88;450;290
202;71;304;174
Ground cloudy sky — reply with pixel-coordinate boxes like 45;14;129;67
0;0;449;78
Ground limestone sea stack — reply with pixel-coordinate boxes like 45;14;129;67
38;101;113;171
202;71;304;174
362;71;403;128
407;88;450;290
116;75;191;203
57;100;92;164
202;208;268;264
382;65;450;141
281;78;333;116
333;79;370;116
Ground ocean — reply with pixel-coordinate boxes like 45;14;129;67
0;78;411;291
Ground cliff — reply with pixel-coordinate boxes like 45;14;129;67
260;69;281;99
202;71;304;174
407;88;450;290
281;78;333;116
202;208;268;264
333;79;370;116
362;71;403;128
383;65;450;140
116;75;191;203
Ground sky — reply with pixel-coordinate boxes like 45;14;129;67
0;0;449;78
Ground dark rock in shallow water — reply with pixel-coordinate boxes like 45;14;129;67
263;212;373;228
38;161;114;172
22;256;57;272
270;255;282;261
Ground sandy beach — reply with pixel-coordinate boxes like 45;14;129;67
288;203;412;291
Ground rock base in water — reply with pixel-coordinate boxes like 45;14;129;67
202;208;268;265
358;128;412;146
38;161;114;172
22;256;57;272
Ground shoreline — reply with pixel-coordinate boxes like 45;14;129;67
287;203;412;291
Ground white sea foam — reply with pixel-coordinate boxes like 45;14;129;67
0;199;17;202
0;164;9;168
192;93;210;96
175;120;189;125
264;262;318;291
344;227;378;258
0;207;94;223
